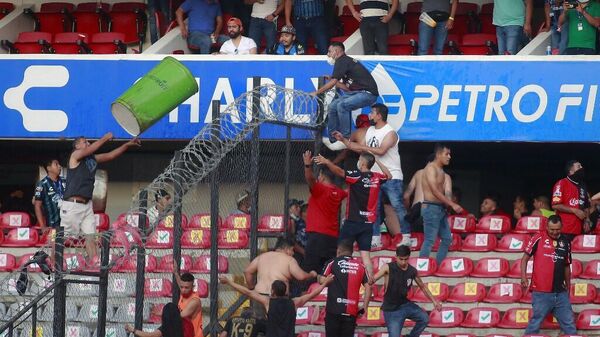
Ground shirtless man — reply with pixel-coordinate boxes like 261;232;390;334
244;236;317;318
419;144;463;265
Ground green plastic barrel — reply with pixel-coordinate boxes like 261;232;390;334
111;56;199;136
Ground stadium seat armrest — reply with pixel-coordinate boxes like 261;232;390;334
1;40;17;53
38;39;54;53
76;40;92;53
114;40;127;54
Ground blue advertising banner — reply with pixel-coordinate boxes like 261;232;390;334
1;55;599;141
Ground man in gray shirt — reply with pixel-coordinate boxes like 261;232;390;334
418;0;458;55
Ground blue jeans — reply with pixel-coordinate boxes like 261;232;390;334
373;179;410;238
249;17;277;51
551;23;568;54
147;0;169;43
294;16;329;54
327;91;377;140
496;25;523;55
419;203;451;265
418;20;448;55
525;291;576;334
383;302;429;337
188;31;212;54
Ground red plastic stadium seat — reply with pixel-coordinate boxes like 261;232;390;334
76;2;110;12
372;256;394;275
513;216;547;233
89;32;127;54
339;6;360;35
409;257;437;276
37;228;56;247
314;307;326;324
476;215;511;234
3;31;54;53
452;2;479;36
0;253;17;271
480;3;495;35
217;229;249;249
580;260;600;279
330;36;348;43
181;229;210;249
94;212;109;231
223;214;251;231
571;259;583;278
387;34;418;55
144;278;172;297
1;211;32;228
498;308;532;328
373;233;392;252
577;309;600;329
306;282;328;302
17;254;46;272
41;2;75;12
460;34;498;55
109;9;146;49
462;233;497;252
356;306;385;326
461;307;501;328
495;233;530;252
388;233;421;251
470;257;509;278
189;213;222;229
194;279;208;297
432;233;462;252
110;227;142;250
115;212;148;228
542;315;562;329
484;283;523;303
295;306;319;325
73;10;109;36
435;257;473;277
112;2;147;12
447;282;486;303
570;283;597;304
117;254;157;273
26;3;73;35
149;303;165;323
410;282;449;302
0;2;15;19
428;307;464;327
404;2;422;34
157;213;189;229
156;254;193;273
63;253;85;271
448;215;476;233
571;235;600;253
3;228;39;247
191;255;229;273
507;259;533;278
259;214;286;232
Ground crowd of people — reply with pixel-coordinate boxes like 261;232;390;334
170;0;600;55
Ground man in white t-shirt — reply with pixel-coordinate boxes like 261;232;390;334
219;17;258;54
247;0;284;52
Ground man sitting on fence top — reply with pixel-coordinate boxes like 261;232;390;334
244;236;318;317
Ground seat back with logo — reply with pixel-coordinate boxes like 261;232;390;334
434;257;473;277
470;257;509;278
447;282;486;302
484;283;522;303
462;233;497;252
428;307;464;327
461;307;500;328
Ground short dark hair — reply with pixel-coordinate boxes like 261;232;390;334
72;136;85;149
565;160;579;175
318;166;335;182
534;195;550;206
360;152;376;170
180;272;194;282
274;236;295;250
548;214;562;226
240;307;255;319
330;41;345;52
43;159;58;171
434;143;449;154
372;103;389;122
271;280;287;297
337;239;354;255
483;195;499;206
426;153;435;164
396;245;411;257
155;189;170;202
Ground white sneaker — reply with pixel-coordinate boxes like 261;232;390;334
322;137;347;151
398;234;412;247
371;235;383;249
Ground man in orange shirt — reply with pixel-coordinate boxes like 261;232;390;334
174;264;203;337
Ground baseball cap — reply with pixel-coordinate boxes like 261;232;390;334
236;190;250;204
279;26;296;35
228;17;243;28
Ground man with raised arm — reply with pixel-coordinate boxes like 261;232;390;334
61;133;140;263
173;264;204;337
418;143;463;265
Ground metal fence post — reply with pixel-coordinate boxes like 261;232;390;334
209;99;221;336
96;231;111;337
53;227;66;337
172;151;184;303
134;190;148;330
314;76;327;157
249;76;261;259
283;125;292;234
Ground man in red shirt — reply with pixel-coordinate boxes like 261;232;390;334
302;150;348;274
551;160;591;240
521;215;576;334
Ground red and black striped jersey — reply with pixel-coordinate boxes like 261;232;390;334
345;170;387;223
322;255;369;316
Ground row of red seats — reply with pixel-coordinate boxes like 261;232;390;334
387;33;497;55
1;31;126;54
23;1;146;51
372;256;600;279
300;333;588;337
0;211;108;229
0;2;14;20
109;228;249;250
294;305;600;330
308;279;600;305
143;278;208;299
375;232;600;254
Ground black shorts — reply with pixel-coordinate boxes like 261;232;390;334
339;220;372;251
303;232;338;273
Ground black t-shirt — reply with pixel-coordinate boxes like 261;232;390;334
322;255;369;316
266;297;295;337
224;316;266;337
382;263;417;311
331;55;379;96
